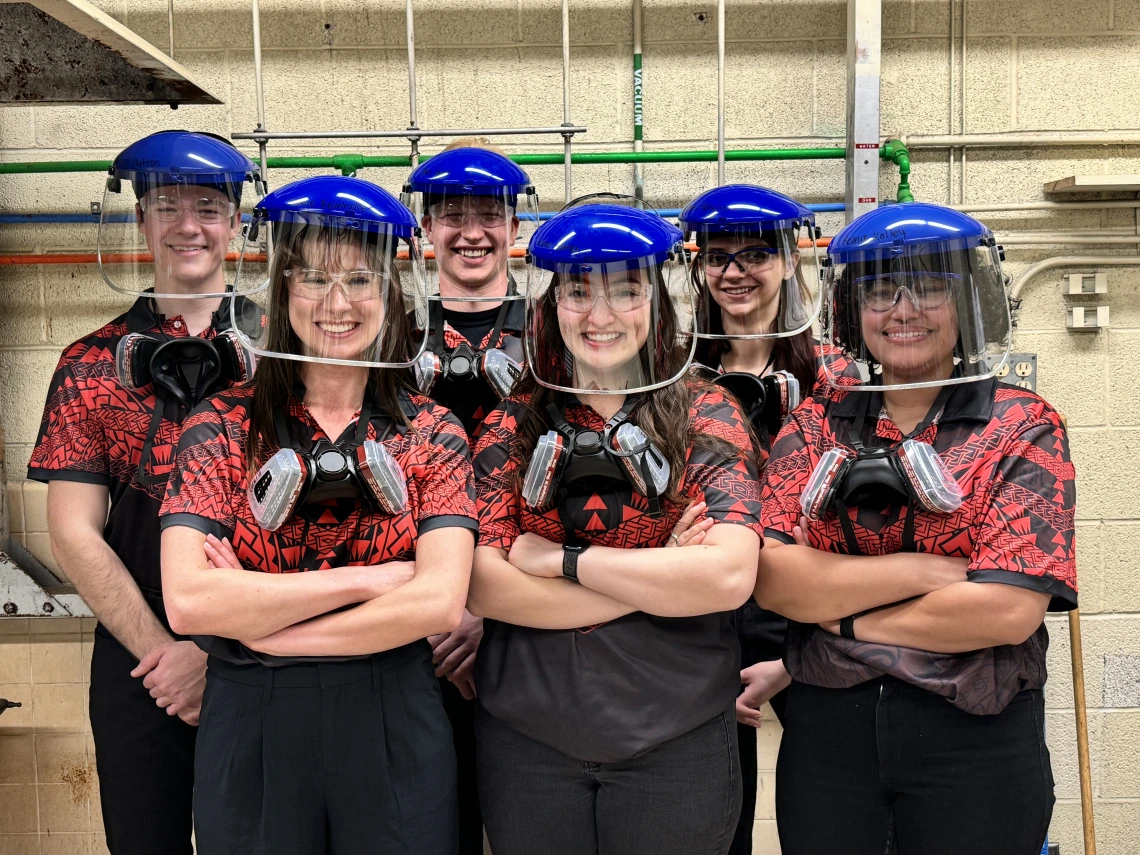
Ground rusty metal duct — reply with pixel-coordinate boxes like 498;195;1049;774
0;0;221;106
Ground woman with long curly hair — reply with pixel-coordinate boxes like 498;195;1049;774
467;199;764;855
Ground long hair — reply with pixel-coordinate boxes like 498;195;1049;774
513;271;741;503
691;232;818;394
244;222;418;470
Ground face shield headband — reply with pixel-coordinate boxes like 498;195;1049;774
798;387;964;554
521;400;671;519
247;400;408;532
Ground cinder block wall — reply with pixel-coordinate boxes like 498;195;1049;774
2;1;1139;853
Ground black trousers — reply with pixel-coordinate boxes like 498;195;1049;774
89;625;197;855
776;678;1055;855
476;707;740;855
193;646;457;855
439;677;483;854
728;680;787;855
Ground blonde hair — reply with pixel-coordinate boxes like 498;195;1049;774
441;136;510;158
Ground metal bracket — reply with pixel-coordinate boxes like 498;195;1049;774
0;539;92;619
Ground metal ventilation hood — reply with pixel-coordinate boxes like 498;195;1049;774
0;0;222;106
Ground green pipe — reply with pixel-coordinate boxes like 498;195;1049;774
879;139;914;203
0;159;113;174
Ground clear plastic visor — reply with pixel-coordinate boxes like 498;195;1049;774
230;218;428;368
693;222;820;340
525;256;695;395
822;243;1011;390
97;174;260;300
404;188;537;309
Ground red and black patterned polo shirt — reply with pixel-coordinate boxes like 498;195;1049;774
28;297;238;607
472;387;763;762
761;377;1078;715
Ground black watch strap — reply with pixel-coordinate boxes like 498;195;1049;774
562;543;586;583
840;614;858;640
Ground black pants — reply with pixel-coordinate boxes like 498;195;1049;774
439;677;483;854
776;678;1055;855
193;646;457;855
728;681;787;855
90;625;197;855
476;707;740;855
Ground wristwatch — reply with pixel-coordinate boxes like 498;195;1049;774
562;543;588;583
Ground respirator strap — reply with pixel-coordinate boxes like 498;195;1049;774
834;496;863;556
134;395;175;489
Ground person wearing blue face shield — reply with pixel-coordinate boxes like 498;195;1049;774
158;176;478;854
28;131;259;855
676;185;861;855
756;203;1075;855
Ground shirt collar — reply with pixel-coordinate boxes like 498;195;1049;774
831;376;996;424
125;291;236;336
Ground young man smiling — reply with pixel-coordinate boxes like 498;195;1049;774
28;131;259;855
404;139;536;854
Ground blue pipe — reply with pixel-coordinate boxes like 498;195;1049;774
0;203;846;226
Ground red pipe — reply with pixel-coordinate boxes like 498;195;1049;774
0;239;831;266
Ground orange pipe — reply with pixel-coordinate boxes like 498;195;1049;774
0;239;831;266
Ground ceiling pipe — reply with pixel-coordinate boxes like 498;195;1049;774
1010;255;1140;299
900;130;1140;148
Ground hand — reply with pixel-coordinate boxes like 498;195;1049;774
736;660;792;728
130;641;208;725
507;532;563;578
792;516;810;546
428;609;484;700
204;533;241;569
666;501;714;547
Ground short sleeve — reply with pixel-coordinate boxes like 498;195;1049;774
27;352;110;485
969;418;1078;611
759;415;814;544
472;402;522;550
404;407;478;536
159;403;241;540
683;391;763;536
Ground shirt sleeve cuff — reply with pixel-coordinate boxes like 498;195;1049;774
159;513;234;541
763;527;796;545
27;467;109;486
418;514;479;537
968;568;1078;613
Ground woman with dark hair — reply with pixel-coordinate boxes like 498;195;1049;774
468;200;764;855
756;203;1075;855
677;184;860;855
158;176;478;855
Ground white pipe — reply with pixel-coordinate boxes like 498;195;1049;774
1010;255;1140;299
168;0;175;58
996;234;1140;245
716;0;726;186
251;0;269;251
233;127;588;141
957;200;1140;213
901;130;1140;148
959;0;967;205
562;0;572;204
406;0;419;168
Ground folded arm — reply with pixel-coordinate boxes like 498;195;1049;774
468;544;638;629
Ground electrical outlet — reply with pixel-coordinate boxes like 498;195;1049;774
987;352;1037;392
1066;306;1110;331
1065;272;1108;295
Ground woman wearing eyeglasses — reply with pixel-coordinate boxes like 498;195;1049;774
676;185;861;855
467;200;764;855
159;176;478;854
755;203;1075;855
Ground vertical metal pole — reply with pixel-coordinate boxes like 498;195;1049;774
716;0;726;186
632;0;644;201
167;0;175;59
251;0;270;252
844;0;882;222
561;0;573;204
406;0;420;170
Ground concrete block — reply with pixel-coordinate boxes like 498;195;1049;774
27;534;62;579
0;109;36;150
123;0;254;51
39;782;90;833
1007;330;1106;426
23;483;47;537
1071;521;1103;615
642;1;716;44
1044;615;1073;708
0;351;65;446
414;0;522;47
1045;800;1083;855
813;39;845;137
42;265;133;348
958;147;1111;208
8;483;26;538
639;42;717;143
881;39;952;137
0;640;31;685
1103;654;1140;708
730;0;846;40
913;0;951;34
1097;800;1140;855
30;636;84;687
0;784;38;832
0;735;36;784
0;268;44;348
1046;708;1101;800
322;0;409;47
1067;428;1140;519
31;683;87;732
963;38;1012;133
966;0;1110;33
34;733;88;785
883;0;915;35
1100;710;1140;797
1107;331;1140;426
1115;0;1140;30
1018;37;1140;131
725;43;816;140
519;0;635;46
6;446;34;485
1075;616;1140;706
33;52;231;148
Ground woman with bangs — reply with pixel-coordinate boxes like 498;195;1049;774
676;184;861;855
467;199;763;855
158;176;478;855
